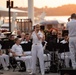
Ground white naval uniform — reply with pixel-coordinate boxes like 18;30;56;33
31;31;45;75
43;54;51;69
11;44;32;71
0;53;9;69
67;19;76;69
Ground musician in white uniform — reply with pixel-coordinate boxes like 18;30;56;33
11;37;32;72
0;44;9;71
31;24;45;75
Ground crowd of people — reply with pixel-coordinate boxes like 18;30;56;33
0;13;76;75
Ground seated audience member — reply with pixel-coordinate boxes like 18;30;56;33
43;42;51;71
20;33;32;56
8;35;15;56
8;35;15;49
57;32;63;43
0;30;5;39
60;34;70;68
56;32;64;52
21;32;25;41
10;37;32;72
17;30;22;38
42;34;51;70
0;44;9;71
47;29;57;51
12;29;17;36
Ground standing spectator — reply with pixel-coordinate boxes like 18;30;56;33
66;13;76;69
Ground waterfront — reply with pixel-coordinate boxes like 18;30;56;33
45;16;70;22
2;16;70;24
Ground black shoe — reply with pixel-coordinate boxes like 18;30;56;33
0;66;3;70
18;68;26;72
7;66;11;69
0;72;3;74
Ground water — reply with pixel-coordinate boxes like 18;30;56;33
45;16;70;22
1;16;70;31
19;16;70;23
4;16;70;23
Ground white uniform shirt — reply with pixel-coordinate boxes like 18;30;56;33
31;31;43;44
0;33;5;39
0;44;2;49
11;44;23;56
60;40;67;44
21;40;31;44
66;19;76;37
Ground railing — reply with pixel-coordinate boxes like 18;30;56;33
16;19;32;32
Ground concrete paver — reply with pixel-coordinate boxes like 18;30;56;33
0;70;60;75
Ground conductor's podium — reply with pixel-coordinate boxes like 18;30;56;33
60;68;76;75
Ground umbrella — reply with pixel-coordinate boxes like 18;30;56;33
40;20;66;25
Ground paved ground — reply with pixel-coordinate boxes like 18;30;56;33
0;69;60;75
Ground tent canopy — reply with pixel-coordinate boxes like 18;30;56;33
0;6;27;12
0;6;27;17
40;20;66;25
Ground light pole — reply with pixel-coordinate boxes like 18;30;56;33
8;0;11;32
6;0;13;32
28;0;34;25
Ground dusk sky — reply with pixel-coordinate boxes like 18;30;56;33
0;0;76;8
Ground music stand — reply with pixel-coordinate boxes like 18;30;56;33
49;35;59;72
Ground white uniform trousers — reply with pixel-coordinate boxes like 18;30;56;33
60;52;70;68
69;37;76;69
24;51;31;56
31;44;45;75
15;56;32;71
0;54;9;68
44;54;51;69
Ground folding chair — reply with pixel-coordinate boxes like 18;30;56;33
10;57;26;72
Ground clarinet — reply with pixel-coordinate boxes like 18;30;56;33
43;41;47;50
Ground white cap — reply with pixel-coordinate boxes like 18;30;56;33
33;23;40;26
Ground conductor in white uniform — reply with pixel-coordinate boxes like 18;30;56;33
66;13;76;69
31;24;45;75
